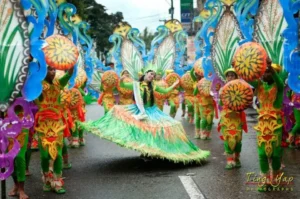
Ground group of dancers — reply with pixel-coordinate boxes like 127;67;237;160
7;36;300;199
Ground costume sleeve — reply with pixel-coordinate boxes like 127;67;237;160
120;81;134;90
59;72;72;88
190;68;197;82
193;86;198;96
248;80;259;89
78;88;86;96
155;85;174;94
272;71;284;108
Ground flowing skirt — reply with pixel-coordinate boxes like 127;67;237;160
78;104;210;164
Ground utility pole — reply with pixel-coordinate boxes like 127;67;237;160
169;0;174;20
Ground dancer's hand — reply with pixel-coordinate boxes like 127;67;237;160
120;76;126;82
172;79;180;87
68;67;74;75
289;102;294;107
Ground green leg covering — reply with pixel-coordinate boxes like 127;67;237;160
257;129;283;173
62;139;68;156
38;132;63;175
25;147;32;170
200;104;214;131
72;124;79;138
13;129;29;182
290;109;300;136
186;101;194;117
38;137;50;173
169;100;177;117
103;102;110;114
234;142;242;153
53;147;63;175
79;129;84;139
224;141;234;155
194;103;201;130
182;100;186;112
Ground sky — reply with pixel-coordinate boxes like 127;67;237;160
95;0;196;33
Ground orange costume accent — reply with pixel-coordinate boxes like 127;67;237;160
117;77;134;105
35;79;66;160
154;79;169;110
254;83;282;157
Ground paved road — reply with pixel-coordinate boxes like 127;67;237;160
4;104;300;199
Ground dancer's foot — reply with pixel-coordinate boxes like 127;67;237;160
43;184;51;192
225;162;235;170
79;138;85;146
25;170;32;176
19;190;29;199
9;185;18;197
63;163;72;169
71;138;80;148
235;160;241;168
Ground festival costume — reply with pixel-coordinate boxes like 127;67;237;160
153;71;169;111
250;71;284;189
79;80;210;163
69;88;86;147
60;88;73;167
117;74;134;105
190;68;202;138
98;84;116;113
193;79;216;140
287;92;300;147
8;128;29;183
180;71;195;123
154;78;169;110
98;71;119;114
79;33;209;164
34;73;72;194
218;97;247;169
165;71;181;118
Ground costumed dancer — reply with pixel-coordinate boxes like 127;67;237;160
153;69;169;111
78;38;210;164
79;70;210;163
180;70;195;124
8;107;31;199
117;70;134;105
218;69;248;169
70;68;88;147
98;71;119;114
194;78;217;140
165;70;181;118
287;91;300;148
249;60;283;191
60;88;73;168
190;62;204;138
34;66;73;193
69;88;86;148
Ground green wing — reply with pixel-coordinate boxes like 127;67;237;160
121;39;144;80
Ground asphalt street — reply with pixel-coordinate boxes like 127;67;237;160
3;104;300;199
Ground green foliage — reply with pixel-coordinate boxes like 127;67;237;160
66;0;124;54
140;27;155;51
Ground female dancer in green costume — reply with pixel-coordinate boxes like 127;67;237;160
79;70;210;163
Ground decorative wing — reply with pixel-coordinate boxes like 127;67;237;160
121;39;144;80
89;69;102;93
153;36;175;76
0;0;30;112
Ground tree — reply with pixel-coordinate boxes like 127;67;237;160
66;0;124;54
140;27;155;52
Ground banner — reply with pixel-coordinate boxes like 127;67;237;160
180;0;193;23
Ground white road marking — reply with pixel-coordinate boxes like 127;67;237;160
179;176;206;199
